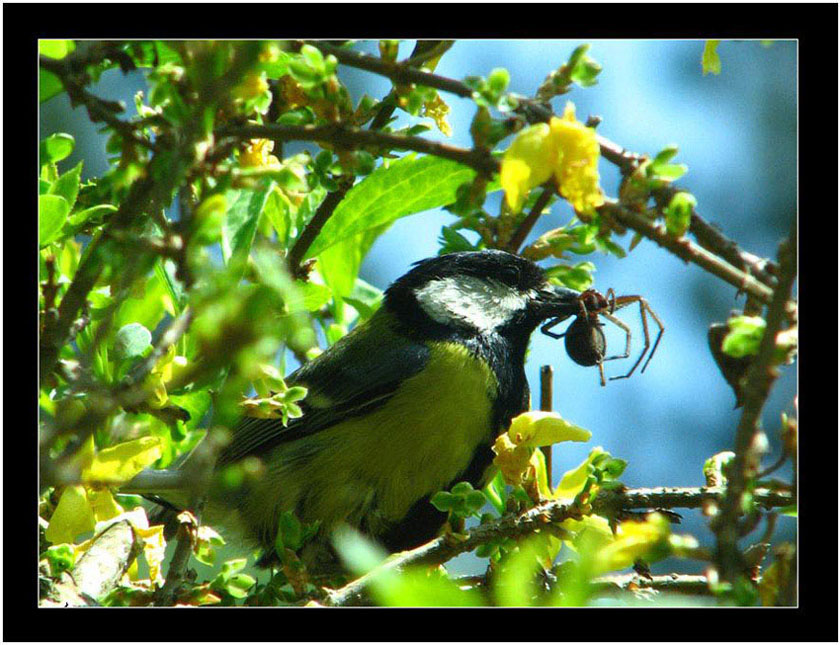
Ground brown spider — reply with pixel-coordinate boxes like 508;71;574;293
541;288;665;386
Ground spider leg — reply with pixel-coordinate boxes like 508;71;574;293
540;317;567;339
599;312;632;362
608;298;650;380
639;299;665;373
597;358;606;387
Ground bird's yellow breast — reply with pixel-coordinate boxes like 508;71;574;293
237;341;498;542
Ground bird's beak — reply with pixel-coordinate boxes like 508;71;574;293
532;283;581;323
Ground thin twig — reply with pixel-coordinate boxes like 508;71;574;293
506;182;557;253
217;123;500;177
301;40;473;99
286;176;355;277
539;365;554;478
323;500;583;606
599;200;775;304
40;55;157;152
155;518;195;606
401;40;456;68
713;220;797;583
592;486;793;514
122;307;193;388
593;573;713;597
322;482;793;606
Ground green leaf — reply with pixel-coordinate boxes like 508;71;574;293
290;281;332;312
343;278;383;320
167;391;211;430
40;133;75;165
493;537;547;606
545;262;595;292
113;271;169;333
155;259;184;315
113;323;152;361
375;568;484;607
44;544;76;577
39;194;70;247
318;224;389;304
570;46;602;88
39;69;64;103
487;68;510;96
224;574;256;598
702;40;722;76
262;188;292;245
222;186;272;279
277;511;303;551
333;527;388;577
67;204;118;229
651;145;679;168
663;192;696;238
50;162;83;211
722;316;765;358
39;40;75;59
305;155;477;258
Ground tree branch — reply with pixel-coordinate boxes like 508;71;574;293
506;181;557;253
322;483;793;606
323;499;583;606
286;176;354;277
591;573;712;597
713;220;797;583
217;122;500;177
300;40;473;99
40;54;157;152
592;486;793;514
599;199;775;304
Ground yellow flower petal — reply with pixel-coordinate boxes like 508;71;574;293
508;411;592;448
233;72;269;101
134;523;167;586
501;122;556;213
492;433;531;487
82;437;162;486
87;488;125;523
45;485;95;544
548;102;605;213
240;138;282;169
553;446;607;501
593;513;671;574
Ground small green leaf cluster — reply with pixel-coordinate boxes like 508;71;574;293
430;481;488;519
536;44;602;101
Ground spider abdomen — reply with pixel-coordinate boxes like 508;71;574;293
564;316;606;367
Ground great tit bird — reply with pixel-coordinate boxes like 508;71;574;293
126;249;582;571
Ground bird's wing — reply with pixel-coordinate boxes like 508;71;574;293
216;312;430;466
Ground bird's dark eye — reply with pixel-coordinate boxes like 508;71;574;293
500;265;521;285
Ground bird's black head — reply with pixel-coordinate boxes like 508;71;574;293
384;250;581;341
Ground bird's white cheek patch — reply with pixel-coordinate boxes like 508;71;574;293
414;276;530;332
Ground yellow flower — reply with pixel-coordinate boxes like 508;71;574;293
232;72;269;101
423;92;452;137
44;436;163;545
501;102;604;214
500;122;555;214
240;138;281;168
549;103;605;213
508;410;592;448
592;512;671;574
493;411;591;493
